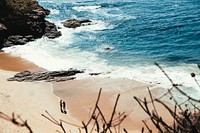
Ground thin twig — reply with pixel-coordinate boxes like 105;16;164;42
86;88;102;126
155;63;200;103
0;112;33;133
142;120;152;133
147;87;159;117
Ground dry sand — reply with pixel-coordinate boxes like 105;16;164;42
0;52;174;133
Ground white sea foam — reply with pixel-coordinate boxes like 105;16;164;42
3;10;200;97
89;64;200;98
49;9;60;14
3;40;107;72
73;6;101;12
3;21;109;72
78;20;112;31
3;19;200;97
72;4;137;21
3;16;200;92
4;40;200;97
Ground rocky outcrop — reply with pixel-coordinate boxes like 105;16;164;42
7;69;84;82
62;19;92;28
0;0;61;49
89;73;101;76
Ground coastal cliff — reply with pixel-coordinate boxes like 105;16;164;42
0;0;61;49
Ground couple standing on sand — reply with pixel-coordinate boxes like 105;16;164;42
60;100;67;114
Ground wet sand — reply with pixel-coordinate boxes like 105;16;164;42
0;52;44;72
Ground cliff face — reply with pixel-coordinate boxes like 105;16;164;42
0;0;61;49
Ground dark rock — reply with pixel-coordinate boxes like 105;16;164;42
48;69;84;77
7;77;15;81
66;77;76;80
104;47;111;50
79;19;92;23
54;77;76;82
89;73;101;76
191;73;195;77
0;0;61;49
198;64;200;69
8;69;84;82
63;21;81;28
14;70;31;78
0;23;7;30
44;21;61;38
62;19;92;28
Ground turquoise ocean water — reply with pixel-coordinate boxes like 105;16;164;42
4;0;200;97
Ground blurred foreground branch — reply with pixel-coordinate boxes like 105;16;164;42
42;88;128;133
0;112;33;133
134;63;200;133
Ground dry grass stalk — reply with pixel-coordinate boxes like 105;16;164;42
134;63;200;133
0;112;33;133
42;88;128;133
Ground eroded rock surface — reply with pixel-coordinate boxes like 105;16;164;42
8;69;84;82
0;0;61;49
62;19;92;28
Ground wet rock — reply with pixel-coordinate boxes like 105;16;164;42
44;21;61;39
53;77;76;82
79;19;92;23
7;77;15;81
62;19;92;28
104;47;111;51
198;64;200;69
190;73;195;77
8;69;84;82
14;70;31;78
89;73;101;76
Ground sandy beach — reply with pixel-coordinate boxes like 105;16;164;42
53;78;173;132
0;53;80;133
0;52;173;133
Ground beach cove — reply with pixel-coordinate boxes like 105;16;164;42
0;52;174;132
1;0;200;132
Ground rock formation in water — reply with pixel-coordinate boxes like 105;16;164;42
0;0;61;49
62;19;92;28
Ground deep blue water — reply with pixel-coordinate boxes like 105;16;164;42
4;0;200;94
40;0;200;66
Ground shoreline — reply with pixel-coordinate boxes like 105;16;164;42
0;52;173;132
